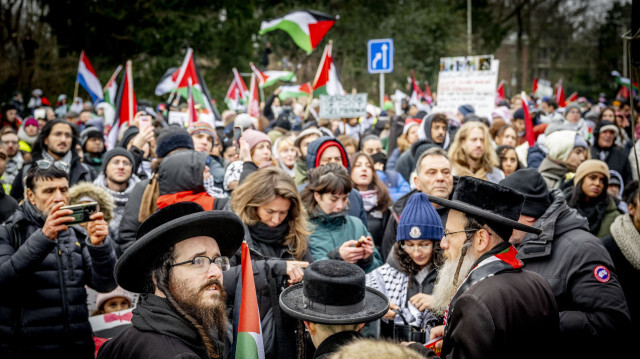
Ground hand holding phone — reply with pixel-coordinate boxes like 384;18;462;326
139;115;152;133
59;202;98;225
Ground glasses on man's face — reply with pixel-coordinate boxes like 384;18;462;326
172;256;230;273
400;243;432;252
36;159;68;172
442;229;479;241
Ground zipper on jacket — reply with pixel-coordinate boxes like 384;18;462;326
55;242;71;337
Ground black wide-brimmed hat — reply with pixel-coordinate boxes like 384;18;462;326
115;202;245;293
279;260;389;325
428;176;542;236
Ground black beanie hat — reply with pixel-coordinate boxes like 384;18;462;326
275;113;292;131
155;129;194;158
499;168;551;218
117;126;139;149
102;148;135;173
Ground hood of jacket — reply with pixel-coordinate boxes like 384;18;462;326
417;113;451;149
517;189;590;259
157;150;206;195
305;136;350;171
592;120;617;151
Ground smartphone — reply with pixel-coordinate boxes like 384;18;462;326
34;108;46;120
139;115;152;133
354;238;366;247
60;202;98;225
233;126;243;148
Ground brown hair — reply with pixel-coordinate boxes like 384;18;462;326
231;167;310;260
350;152;392;211
448;121;499;178
301;163;352;214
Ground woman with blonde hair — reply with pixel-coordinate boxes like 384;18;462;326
225;167;312;358
273;135;298;177
448;121;504;183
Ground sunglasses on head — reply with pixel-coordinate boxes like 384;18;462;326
36;159;68;172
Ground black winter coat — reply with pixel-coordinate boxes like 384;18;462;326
97;294;227;359
0;201;117;358
223;223;313;359
515;190;630;358
117;178;150;253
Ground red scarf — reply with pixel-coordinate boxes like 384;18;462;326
156;190;215;210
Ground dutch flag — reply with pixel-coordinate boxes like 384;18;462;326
77;51;104;103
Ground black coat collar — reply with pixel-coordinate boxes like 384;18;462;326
313;331;363;358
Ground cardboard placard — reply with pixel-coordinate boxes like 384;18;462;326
167;111;188;128
319;93;368;119
436;57;500;119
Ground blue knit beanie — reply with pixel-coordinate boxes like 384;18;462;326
397;192;444;241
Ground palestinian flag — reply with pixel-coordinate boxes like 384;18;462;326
103;65;122;106
409;70;423;106
611;70;639;91
521;92;535;146
424;81;433;105
278;83;312;100
259;10;336;54
106;60;137;150
154;48;221;123
566;91;578;103
233;242;265;359
224;68;249;111
312;42;345;96
248;73;261;119
532;78;538;94
187;78;198;126
249;63;296;88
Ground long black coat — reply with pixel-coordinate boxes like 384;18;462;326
223;224;313;359
0;201;117;358
440;269;559;359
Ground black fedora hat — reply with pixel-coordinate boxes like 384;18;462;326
115;202;245;293
279;260;389;325
427;176;542;236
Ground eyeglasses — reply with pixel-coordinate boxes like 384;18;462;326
443;229;479;241
401;243;432;252
36;159;68;172
172;256;230;273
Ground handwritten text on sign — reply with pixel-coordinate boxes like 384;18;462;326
436;59;499;120
319;94;368;119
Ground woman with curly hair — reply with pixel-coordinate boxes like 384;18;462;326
350;152;393;249
225;167;311;359
366;192;443;338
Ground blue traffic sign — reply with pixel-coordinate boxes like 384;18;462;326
368;39;394;74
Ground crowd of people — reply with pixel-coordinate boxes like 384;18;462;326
0;86;638;358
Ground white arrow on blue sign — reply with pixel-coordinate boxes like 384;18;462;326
368;38;394;74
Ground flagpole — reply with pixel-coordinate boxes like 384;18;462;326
73;51;83;101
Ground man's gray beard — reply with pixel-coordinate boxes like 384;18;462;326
430;245;477;317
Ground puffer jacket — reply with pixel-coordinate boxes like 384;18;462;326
0;201;117;358
223;224;313;359
308;211;382;273
515;190;630;358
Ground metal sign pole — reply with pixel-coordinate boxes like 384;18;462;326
380;73;384;108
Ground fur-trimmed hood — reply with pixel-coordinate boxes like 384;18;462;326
68;181;115;223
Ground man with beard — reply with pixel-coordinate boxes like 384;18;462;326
98;202;245;359
10;119;94;202
93;148;140;251
421;176;558;358
0;129;23;194
448;121;504;183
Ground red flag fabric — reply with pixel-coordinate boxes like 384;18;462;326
556;80;566;107
496;80;505;100
187;78;198;125
521;92;535;146
248;73;261;119
106;60;137;149
234;242;265;358
532;78;538;94
424;81;433;104
409;70;424;105
567;92;578;103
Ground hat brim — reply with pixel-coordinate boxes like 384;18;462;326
279;284;389;325
427;195;542;235
115;211;245;293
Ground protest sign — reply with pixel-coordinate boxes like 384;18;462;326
168;111;188;127
436;56;499;119
319;93;368;119
534;79;554;98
